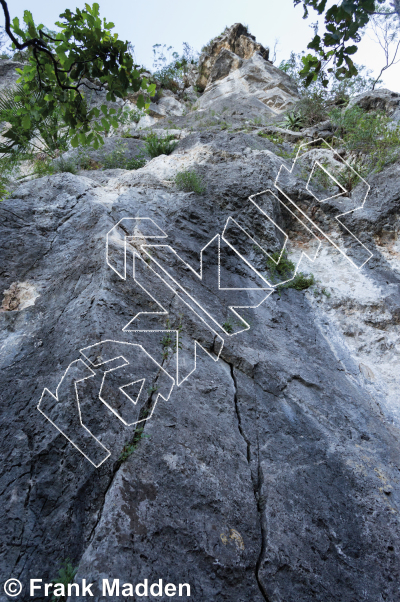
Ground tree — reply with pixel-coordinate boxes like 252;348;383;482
367;4;400;88
0;1;155;148
293;0;400;86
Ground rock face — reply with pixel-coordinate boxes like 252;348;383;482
0;59;25;91
347;88;400;121
196;23;270;91
196;52;299;117
193;24;299;118
1;29;400;602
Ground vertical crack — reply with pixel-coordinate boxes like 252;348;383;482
87;373;161;545
87;306;177;547
228;362;270;602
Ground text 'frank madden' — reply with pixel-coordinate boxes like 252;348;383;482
30;579;191;597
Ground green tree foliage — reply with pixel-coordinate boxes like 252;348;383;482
1;2;155;148
152;42;198;91
293;0;400;85
0;83;69;160
279;51;379;126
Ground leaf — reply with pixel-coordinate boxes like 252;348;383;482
23;10;34;25
21;115;31;129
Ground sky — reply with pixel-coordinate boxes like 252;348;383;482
5;0;400;91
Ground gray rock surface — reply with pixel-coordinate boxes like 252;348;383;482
347;88;400;121
0;59;24;91
1;28;400;602
196;52;299;118
158;96;185;116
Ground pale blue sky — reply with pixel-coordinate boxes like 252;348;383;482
5;0;400;91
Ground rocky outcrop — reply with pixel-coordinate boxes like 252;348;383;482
195;52;299;117
196;23;270;91
347;88;400;121
191;24;299;119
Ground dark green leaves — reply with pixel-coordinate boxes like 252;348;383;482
8;3;153;147
293;0;388;84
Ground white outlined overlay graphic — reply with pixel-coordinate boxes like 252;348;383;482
38;141;373;465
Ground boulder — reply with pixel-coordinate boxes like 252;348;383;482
196;23;270;91
137;114;159;129
183;85;199;103
148;102;167;118
347;88;400;121
158;96;185;116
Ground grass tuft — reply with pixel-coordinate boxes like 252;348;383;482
174;170;206;193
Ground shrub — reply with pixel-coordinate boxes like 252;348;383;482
330;106;400;173
126;155;146;170
258;131;285;145
265;250;315;291
101;140;129;169
144;132;177;158
101;140;147;170
282;110;305;131
0;177;8;201
279;51;377;103
120;105;146;126
152;42;198;91
174;170;206;193
293;90;332;127
53;156;78;175
266;250;295;282
77;151;101;171
33;158;55;178
279;51;380;130
281;272;315;291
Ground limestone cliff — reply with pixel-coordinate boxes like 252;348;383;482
0;24;400;602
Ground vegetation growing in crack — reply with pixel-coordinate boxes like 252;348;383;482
313;286;331;298
279;272;316;291
223;320;234;334
266;250;295;282
118;426;150;462
257;131;286;145
50;558;78;602
265;250;315;292
161;316;183;360
144;132;178;158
